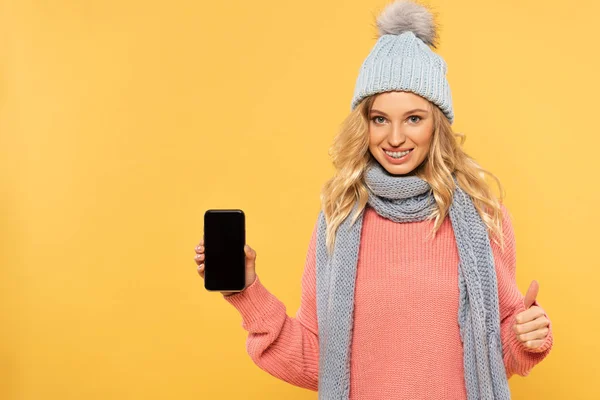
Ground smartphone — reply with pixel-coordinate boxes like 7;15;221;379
203;209;246;292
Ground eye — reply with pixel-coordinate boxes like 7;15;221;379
408;115;422;124
371;116;386;124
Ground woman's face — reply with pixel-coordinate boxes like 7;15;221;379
368;91;434;176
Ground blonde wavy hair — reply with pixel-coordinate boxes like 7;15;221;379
319;93;507;256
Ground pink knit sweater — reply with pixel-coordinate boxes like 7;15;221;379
223;203;553;399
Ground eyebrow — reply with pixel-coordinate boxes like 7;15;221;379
370;108;429;116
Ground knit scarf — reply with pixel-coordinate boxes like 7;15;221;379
314;161;511;399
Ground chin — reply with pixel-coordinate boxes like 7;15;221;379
381;162;416;176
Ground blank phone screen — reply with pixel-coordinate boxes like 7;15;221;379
204;210;245;291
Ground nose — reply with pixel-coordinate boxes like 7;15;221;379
388;123;406;147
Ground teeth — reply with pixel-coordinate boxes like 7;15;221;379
385;149;411;158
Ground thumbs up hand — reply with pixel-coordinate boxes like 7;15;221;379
513;280;551;350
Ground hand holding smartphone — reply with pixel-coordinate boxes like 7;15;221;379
194;209;257;296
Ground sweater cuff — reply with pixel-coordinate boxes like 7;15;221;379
222;275;281;325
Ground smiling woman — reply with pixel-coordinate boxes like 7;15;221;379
367;91;434;174
321;83;507;257
211;1;554;399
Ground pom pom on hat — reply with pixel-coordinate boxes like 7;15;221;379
376;0;439;48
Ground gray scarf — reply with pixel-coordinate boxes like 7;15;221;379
315;161;511;399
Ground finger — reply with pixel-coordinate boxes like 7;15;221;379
245;245;256;266
514;314;550;335
517;327;549;343
245;244;256;258
195;245;204;254
195;253;204;264
523;280;539;309
515;305;545;325
197;263;204;277
523;339;546;349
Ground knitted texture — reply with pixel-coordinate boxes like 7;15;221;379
223;199;554;398
315;161;510;399
350;1;454;124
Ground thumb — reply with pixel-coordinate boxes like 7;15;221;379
523;279;539;309
244;245;256;269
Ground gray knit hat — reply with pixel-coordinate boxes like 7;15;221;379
350;0;454;124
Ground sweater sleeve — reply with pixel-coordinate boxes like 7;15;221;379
221;219;320;391
493;203;554;379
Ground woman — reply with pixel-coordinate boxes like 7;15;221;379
194;1;553;398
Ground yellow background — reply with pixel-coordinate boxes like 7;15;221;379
1;0;598;398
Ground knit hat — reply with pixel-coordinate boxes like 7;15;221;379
350;0;454;124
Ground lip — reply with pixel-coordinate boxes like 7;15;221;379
383;148;413;164
383;147;414;152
